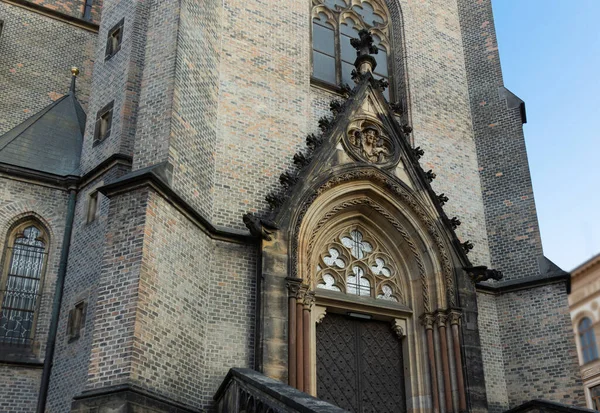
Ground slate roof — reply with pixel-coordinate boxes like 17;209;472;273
0;91;86;177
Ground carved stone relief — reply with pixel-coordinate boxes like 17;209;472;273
344;120;399;168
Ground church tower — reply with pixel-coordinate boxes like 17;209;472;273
0;0;585;412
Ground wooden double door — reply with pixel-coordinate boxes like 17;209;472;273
316;312;406;413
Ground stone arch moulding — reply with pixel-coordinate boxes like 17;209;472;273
289;165;457;310
260;164;471;412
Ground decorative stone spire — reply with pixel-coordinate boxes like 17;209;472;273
350;29;378;74
69;67;79;95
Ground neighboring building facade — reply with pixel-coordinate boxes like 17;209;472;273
570;254;600;411
0;0;587;412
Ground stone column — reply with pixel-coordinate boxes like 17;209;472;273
296;284;307;391
436;311;453;413
422;313;440;413
449;310;467;412
303;291;315;393
286;278;302;388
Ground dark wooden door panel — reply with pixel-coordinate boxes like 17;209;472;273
316;313;406;413
316;313;360;411
359;319;405;413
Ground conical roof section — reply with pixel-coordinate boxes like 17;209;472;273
0;83;86;177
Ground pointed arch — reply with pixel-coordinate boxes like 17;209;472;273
0;216;51;347
290;165;459;311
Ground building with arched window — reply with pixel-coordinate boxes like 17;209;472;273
570;254;600;410
0;0;589;412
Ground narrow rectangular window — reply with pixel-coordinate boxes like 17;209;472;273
67;301;86;341
93;101;114;144
105;19;124;60
87;191;99;223
82;0;93;21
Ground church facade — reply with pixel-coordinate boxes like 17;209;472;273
0;0;586;412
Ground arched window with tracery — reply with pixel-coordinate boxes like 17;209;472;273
311;0;392;99
579;317;599;364
315;225;404;304
0;221;48;347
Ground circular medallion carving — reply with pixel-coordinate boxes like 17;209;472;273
344;120;399;168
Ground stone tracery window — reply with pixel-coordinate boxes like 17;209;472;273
311;0;392;99
0;222;48;347
316;226;403;303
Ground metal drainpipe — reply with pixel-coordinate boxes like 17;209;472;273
36;188;77;413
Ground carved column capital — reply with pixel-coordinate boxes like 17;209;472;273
286;277;303;298
448;309;462;326
435;311;449;328
303;290;315;309
420;313;436;330
392;319;405;338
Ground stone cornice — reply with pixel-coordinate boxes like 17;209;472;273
476;273;570;295
98;163;257;245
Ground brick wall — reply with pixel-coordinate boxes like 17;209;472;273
78;0;149;175
0;2;96;135
0;365;42;412
456;0;542;280
477;292;509;413
46;165;129;412
496;284;585;407
0;177;69;409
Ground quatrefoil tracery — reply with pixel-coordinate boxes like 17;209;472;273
316;226;403;304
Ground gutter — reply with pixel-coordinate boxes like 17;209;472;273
36;188;77;413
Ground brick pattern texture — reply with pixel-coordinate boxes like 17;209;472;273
46;165;129;412
0;365;42;413
19;0;103;23
497;284;586;406
0;2;96;135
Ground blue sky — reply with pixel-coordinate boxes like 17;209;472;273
492;0;600;271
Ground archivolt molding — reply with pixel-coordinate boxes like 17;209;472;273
291;168;455;310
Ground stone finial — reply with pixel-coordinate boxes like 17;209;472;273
462;240;474;253
350;29;378;74
70;66;79;94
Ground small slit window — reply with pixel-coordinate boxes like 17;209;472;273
93;101;114;144
87;191;99;223
82;0;93;21
105;19;124;60
67;301;86;342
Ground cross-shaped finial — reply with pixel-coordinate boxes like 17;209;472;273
350;29;378;74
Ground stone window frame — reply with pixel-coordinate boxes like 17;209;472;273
86;190;100;224
66;300;87;342
579;317;599;364
0;219;50;351
310;0;394;100
105;18;124;61
93;101;114;145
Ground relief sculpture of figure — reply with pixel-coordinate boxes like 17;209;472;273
353;127;390;163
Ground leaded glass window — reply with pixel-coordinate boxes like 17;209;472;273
311;0;392;99
0;223;47;347
579;317;599;364
316;225;403;304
